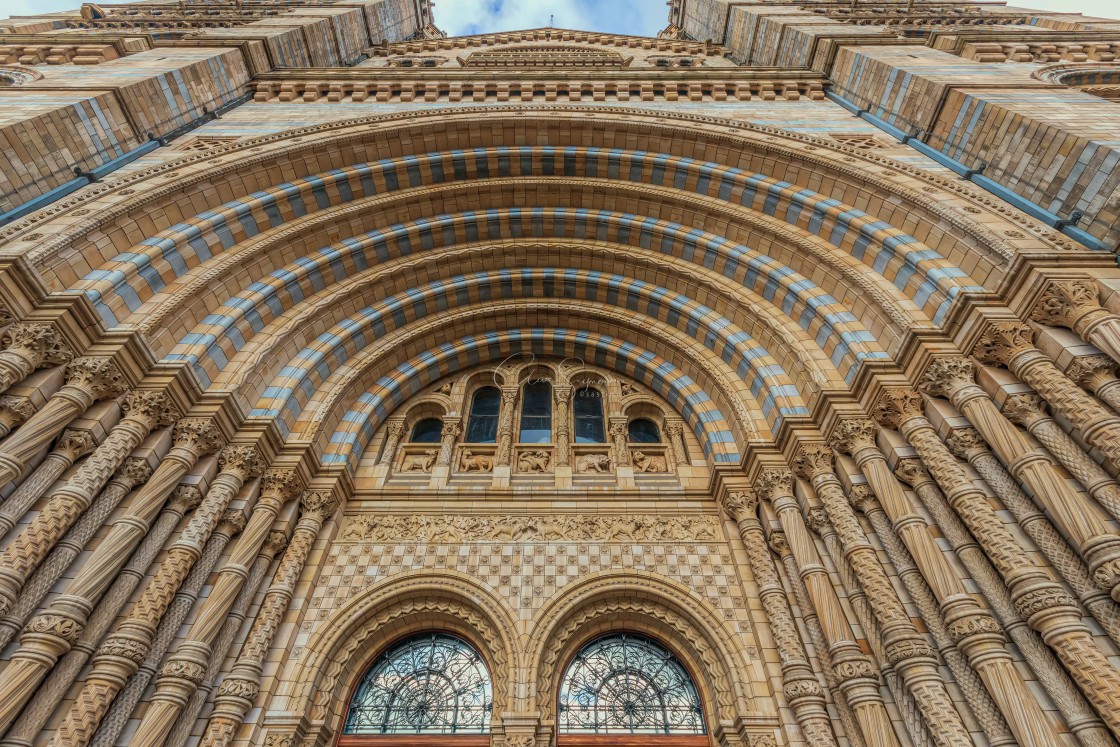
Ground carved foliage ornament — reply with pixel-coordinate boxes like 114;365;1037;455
64;357;126;399
300;490;339;522
790;443;834;480
120;390;179;428
873;388;924;430
720;489;757;521
829;418;878;456
260;469;302;503
1;322;73;365
918;357;976;399
753;468;793;502
218;445;268;479
972;321;1035;366
1031;279;1101;328
172;418;224;454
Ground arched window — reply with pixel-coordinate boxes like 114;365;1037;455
628;418;661;443
558;634;704;735
342;633;493;736
519;381;552;443
410;418;444;443
466;386;501;443
573;387;605;443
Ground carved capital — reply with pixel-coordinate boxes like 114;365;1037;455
1066;355;1116;388
172;418;224;454
56;428;97;461
804;507;831;536
264;530;289;556
219;509;248;536
120;389;179;428
846;484;877;514
300;490;339;522
972;321;1036;367
665;421;684;439
218;445;267;480
385;420;406;439
261;469;302;504
114;457;153;487
2;322;73;365
829;418;879;456
167;484;204;513
609;419;628;438
64;357;126;400
1031;279;1101;329
873;387;925;430
720;489;757;521
768;530;790;557
0;304;14;328
0;394;35;424
1001;393;1047;427
894;458;931;488
918;357;976;399
264;736;296;747
753;467;793;503
440;420;462;439
943;428;988;461
790;443;834;480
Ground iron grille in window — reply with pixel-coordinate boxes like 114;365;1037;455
558;634;705;735
343;633;493;735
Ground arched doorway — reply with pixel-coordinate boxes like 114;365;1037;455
338;632;493;747
557;634;708;747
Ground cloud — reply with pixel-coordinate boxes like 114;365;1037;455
433;0;666;37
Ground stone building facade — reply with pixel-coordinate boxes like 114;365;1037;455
1;0;1120;745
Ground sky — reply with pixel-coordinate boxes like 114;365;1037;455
1;0;1118;34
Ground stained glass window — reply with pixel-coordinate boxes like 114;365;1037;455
628;418;661;443
343;633;493;735
411;418;443;443
466;387;501;443
558;634;705;735
519;381;552;443
573;388;606;443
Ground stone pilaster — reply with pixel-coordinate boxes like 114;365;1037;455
891;457;1114;747
0;357;125;485
0;418;219;734
721;486;838;747
0;390;177;617
495;386;517;466
759;468;900;747
50;446;266;747
0;457;152;650
0;486;205;747
1004;392;1120;522
791;441;972;747
0;323;73;394
127;469;302;747
1032;279;1120;366
609;417;630;467
436;419;461;466
831;417;1057;746
974;320;1120;472
926;353;1120;603
665;420;688;463
1066;355;1120;414
377;420;405;465
878;381;1120;736
553;386;571;467
0;394;35;438
200;491;339;747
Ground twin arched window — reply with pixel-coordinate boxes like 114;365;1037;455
519;381;552;443
573;387;605;443
410;418;443;443
466;386;501;443
628;418;661;443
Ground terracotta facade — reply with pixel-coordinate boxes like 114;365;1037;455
1;0;1120;744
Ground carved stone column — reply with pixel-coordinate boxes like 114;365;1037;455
1;486;205;747
437;420;461;466
377;420;405;465
0;357;125;484
665;420;687;464
720;486;838;747
200;491;340;747
0;418;220;734
50;446;266;747
924;354;1120;603
166;530;289;747
1031;279;1120;365
791;442;972;747
945;427;1120;646
127;469;302;747
759;468;900;747
846;484;1015;746
0;323;73;394
83;510;247;747
0;394;35;439
553;386;571;467
1004;393;1120;521
609;417;630;467
890;457;1115;747
0;429;96;538
1066;356;1120;414
495;386;517;466
831;417;1057;746
877;383;1120;736
974;321;1120;472
0;390;177;617
0;457;152;650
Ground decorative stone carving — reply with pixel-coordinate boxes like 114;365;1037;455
0;394;35;436
1031;278;1102;329
517;449;551;472
971;320;1036;366
339;514;720;542
459;448;494;472
62;357;127;401
631;450;667;472
917;356;976;399
400;449;437;472
574;453;613;473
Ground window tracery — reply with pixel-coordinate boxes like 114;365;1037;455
558;634;705;735
343;633;493;736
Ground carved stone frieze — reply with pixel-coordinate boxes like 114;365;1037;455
339;514;721;543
